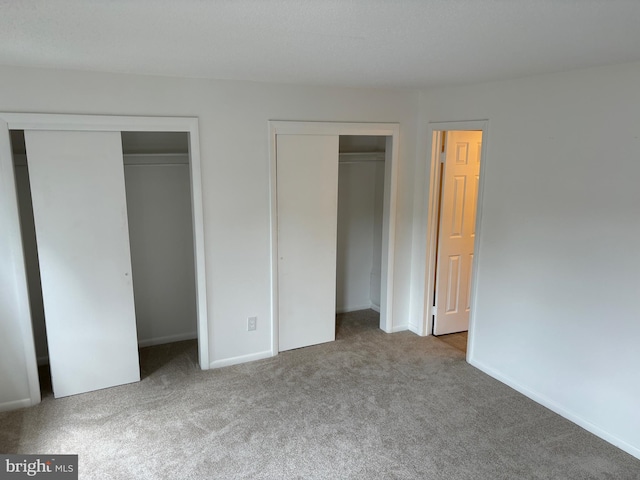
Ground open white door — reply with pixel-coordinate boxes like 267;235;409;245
277;134;339;351
434;131;482;335
24;130;140;397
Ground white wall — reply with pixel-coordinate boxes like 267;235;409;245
124;154;197;347
413;62;640;458
0;65;418;408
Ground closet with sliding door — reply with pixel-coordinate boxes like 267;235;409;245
10;126;200;399
274;122;397;354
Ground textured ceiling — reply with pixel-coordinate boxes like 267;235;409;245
2;0;640;88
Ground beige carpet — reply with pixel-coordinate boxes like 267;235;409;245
1;310;638;479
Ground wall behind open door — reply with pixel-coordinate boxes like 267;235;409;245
124;150;198;348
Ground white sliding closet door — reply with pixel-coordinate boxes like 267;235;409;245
277;134;339;352
24;130;140;398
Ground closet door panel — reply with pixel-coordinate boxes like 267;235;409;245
277;134;338;351
24;130;140;398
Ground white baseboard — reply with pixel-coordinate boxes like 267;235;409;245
0;398;32;412
408;320;430;336
370;303;380;313
138;332;197;348
381;323;409;334
209;350;274;369
388;324;408;333
335;304;374;314
469;357;640;461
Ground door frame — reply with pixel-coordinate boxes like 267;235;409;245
268;121;400;355
419;120;489;359
0;112;210;407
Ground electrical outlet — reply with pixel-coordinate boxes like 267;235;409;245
247;316;257;331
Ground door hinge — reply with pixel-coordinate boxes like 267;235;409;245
440;152;446;164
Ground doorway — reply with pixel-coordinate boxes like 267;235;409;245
433;130;482;336
336;135;386;316
122;131;198;351
422;121;488;358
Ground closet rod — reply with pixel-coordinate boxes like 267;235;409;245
124;162;189;166
339;160;385;164
338;152;385;164
123;153;189;167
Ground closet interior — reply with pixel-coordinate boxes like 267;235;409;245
336;135;385;315
11;130;198;392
